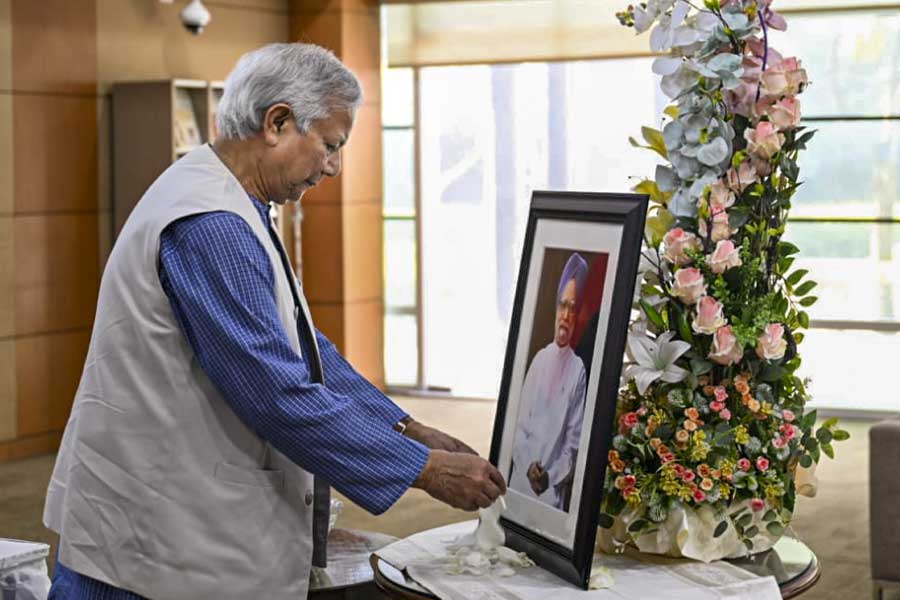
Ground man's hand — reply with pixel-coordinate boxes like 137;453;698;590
413;449;507;511
526;461;549;495
403;419;478;455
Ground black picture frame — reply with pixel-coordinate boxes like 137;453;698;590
488;190;648;589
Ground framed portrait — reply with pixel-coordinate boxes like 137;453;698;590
489;191;648;588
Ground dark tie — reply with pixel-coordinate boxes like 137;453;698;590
266;212;330;569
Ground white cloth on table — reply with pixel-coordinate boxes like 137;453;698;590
375;521;781;600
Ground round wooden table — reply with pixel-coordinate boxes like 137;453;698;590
308;529;398;599
371;535;819;599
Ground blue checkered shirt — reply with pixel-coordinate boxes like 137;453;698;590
50;197;429;599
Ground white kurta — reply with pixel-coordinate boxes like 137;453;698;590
509;342;587;510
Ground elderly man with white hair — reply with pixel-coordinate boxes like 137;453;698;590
509;252;589;512
43;43;505;600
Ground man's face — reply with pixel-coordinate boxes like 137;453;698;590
555;278;577;347
266;109;354;204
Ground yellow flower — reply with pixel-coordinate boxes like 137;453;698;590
719;483;733;499
761;402;774;415
625;488;642;506
765;485;782;503
690;441;711;461
735;426;750;445
694;430;707;442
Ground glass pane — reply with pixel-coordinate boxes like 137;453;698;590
382;68;414;127
384;314;418;386
419;58;663;397
791;120;900;219
801;328;900;412
769;10;900;117
784;222;900;321
383;129;415;216
384;219;417;308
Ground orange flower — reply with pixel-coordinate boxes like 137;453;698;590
748;399;761;413
608;450;620;463
735;380;750;395
702;385;715;397
711;469;721;480
650;438;662;450
611;459;626;473
698;376;710;387
686;407;700;422
657;444;671;457
697;464;711;478
684;420;698;432
676;429;690;443
700;478;714;491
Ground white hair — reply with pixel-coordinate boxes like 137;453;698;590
216;43;363;140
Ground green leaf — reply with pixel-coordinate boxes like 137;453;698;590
816;428;833;444
822;417;839;429
759;363;786;382
799;454;813;468
778;241;800;257
690;357;713;376
676;308;694;343
778;256;795;273
798;311;810;329
640;300;666;331
833;430;851;441
801;409;818;429
664;105;680;120
736;514;753;528
744;525;759;538
641;126;669;159
799;296;819;307
763;509;777;522
822;442;835;459
794;280;818;296
786;269;809;286
628;518;649;533
713;521;729;538
766;522;785;536
598;513;615;529
728;207;751;230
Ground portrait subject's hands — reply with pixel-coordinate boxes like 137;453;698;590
403;419;478;455
413;449;507;511
526;461;549;495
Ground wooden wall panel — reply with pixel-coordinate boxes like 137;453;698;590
302;203;345;303
0;216;12;338
16;330;90;437
343;202;382;303
10;0;96;95
13;95;98;214
14;215;99;336
0;0;12;92
341;103;383;204
0;94;11;215
0;340;14;442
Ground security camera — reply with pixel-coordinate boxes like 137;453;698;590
181;0;211;35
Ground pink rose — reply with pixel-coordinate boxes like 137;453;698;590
682;469;696;483
693;489;707;503
738;458;751;472
745;121;785;160
767;97;801;130
709;180;735;212
720;408;732;420
781;57;809;94
699;210;733;243
725;161;757;192
756;456;770;472
750;498;766;512
672;268;707;305
661;452;675;464
760;68;789;97
772;436;787;449
621;412;639;429
710;401;725;412
692;296;727;335
709;325;744;366
714;387;728;403
707;240;743;275
663;227;702;266
756;323;788;361
782;409;795;422
623;475;637;488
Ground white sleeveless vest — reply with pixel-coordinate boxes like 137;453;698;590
44;145;319;599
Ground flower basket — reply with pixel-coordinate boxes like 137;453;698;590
598;0;849;560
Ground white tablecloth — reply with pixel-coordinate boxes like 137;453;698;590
376;521;781;600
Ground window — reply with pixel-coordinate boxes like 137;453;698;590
382;7;900;411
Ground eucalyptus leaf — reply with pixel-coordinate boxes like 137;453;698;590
833;430;851;441
628;519;649;533
799;454;813;468
713;521;729;538
822;442;835;460
599;513;615;529
766;522;784;536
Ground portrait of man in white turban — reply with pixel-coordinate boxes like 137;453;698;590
509;251;589;512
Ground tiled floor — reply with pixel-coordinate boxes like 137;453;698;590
0;396;882;599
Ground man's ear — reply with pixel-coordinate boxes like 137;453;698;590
262;103;293;145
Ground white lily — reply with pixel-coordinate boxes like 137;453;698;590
624;331;691;395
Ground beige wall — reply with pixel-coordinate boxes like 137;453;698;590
0;0;290;462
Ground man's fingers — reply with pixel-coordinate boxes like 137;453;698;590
487;465;507;494
455;439;478;455
483;480;502;502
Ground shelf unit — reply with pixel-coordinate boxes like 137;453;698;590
112;79;225;235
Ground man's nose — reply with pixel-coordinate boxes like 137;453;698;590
324;151;342;177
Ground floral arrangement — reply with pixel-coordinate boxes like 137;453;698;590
599;0;849;558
